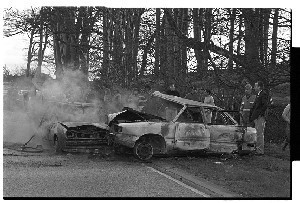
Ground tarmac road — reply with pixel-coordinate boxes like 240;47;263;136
3;148;209;198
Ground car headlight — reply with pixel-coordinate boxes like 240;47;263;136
66;131;75;138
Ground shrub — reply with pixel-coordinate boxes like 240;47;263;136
265;104;287;144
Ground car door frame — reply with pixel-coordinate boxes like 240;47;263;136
172;105;210;151
207;109;245;153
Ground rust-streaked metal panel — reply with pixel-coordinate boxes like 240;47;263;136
174;123;210;150
208;125;242;153
114;133;139;148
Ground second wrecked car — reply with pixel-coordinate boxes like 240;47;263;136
108;91;257;160
47;102;112;153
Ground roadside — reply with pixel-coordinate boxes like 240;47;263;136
152;143;290;198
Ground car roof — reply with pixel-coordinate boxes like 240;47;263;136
152;91;220;108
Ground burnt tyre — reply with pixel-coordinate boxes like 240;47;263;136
133;141;154;161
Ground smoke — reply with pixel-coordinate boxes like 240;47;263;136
3;69;143;148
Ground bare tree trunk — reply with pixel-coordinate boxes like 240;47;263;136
124;9;132;86
173;8;180;82
26;28;35;77
270;8;279;70
243;8;263;83
154;9;161;77
141;31;156;76
180;8;189;80
80;7;95;75
160;14;167;82
51;7;77;78
203;8;212;71
132;9;143;81
36;7;44;78
236;13;243;69
112;9;124;86
228;8;236;70
263;9;271;67
165;9;175;84
192;8;204;77
102;7;109;79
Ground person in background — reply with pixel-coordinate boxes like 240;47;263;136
203;89;215;123
249;81;269;155
165;83;180;97
139;85;152;112
112;89;123;111
23;90;30;108
164;83;180;121
240;84;256;126
184;87;201;101
126;88;140;111
103;88;112;103
282;103;290;151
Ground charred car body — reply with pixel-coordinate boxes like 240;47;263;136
47;102;112;153
48;121;111;153
108;91;257;160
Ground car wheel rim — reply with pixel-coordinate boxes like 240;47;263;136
136;142;153;160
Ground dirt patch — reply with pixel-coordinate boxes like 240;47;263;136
153;143;290;198
83;142;291;198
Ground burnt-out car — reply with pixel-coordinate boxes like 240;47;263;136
48;121;112;153
108;91;257;160
47;102;112;153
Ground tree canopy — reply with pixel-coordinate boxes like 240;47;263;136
3;7;291;105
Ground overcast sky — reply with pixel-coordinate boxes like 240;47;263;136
2;34;28;70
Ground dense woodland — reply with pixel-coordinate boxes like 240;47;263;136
3;7;291;108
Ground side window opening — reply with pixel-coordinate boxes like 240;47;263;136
177;107;203;123
211;110;235;125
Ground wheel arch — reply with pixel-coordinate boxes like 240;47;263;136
136;133;166;154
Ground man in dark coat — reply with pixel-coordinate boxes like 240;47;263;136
250;81;269;155
165;83;180;97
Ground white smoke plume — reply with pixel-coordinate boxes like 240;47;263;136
3;69;143;148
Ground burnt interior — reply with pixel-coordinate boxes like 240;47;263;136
65;125;109;139
109;108;165;126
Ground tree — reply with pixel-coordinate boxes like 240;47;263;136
4;7;290;99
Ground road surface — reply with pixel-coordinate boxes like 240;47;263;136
3;148;210;198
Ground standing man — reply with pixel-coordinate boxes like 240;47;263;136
282;103;290;151
250;81;269;155
240;84;256;126
203;89;215;123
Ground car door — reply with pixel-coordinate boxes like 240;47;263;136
174;106;210;150
207;109;244;153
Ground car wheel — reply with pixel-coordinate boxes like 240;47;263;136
133;141;154;161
